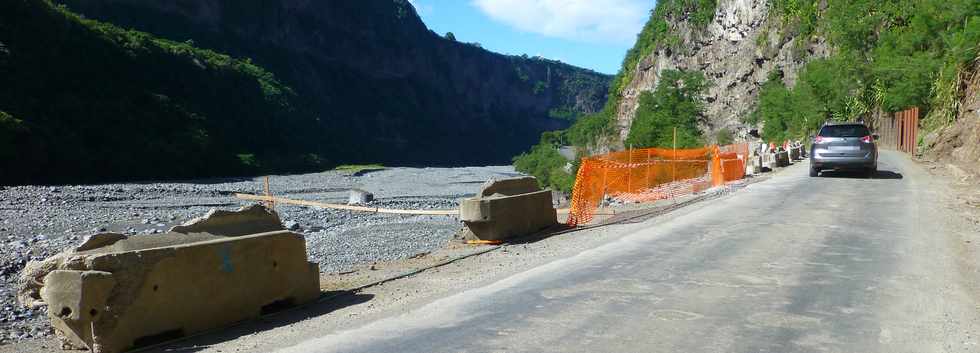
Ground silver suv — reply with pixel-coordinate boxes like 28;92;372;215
809;122;878;177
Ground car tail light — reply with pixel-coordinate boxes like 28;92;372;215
860;135;872;143
814;136;825;143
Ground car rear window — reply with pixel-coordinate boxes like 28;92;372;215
818;125;870;137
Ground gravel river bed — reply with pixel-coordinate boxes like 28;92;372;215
0;166;522;344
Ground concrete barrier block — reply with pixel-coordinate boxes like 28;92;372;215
759;152;776;170
775;151;790;167
459;177;557;241
169;204;284;237
789;147;801;160
476;176;539;197
40;270;116;350
26;229;319;353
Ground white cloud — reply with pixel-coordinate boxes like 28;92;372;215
407;0;431;16
472;0;650;44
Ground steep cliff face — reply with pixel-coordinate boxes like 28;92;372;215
56;0;610;165
613;0;828;146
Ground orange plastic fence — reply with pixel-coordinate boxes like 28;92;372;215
566;144;748;226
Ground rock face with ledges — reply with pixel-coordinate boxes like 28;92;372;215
613;0;830;147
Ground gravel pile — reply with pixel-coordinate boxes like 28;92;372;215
0;166;520;344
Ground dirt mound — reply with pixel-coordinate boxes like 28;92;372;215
923;65;980;179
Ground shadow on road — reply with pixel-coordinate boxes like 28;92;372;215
819;170;904;179
142;291;374;353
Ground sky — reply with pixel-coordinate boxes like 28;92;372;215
408;0;655;75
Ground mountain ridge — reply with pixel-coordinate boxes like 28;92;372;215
54;0;612;165
0;0;611;185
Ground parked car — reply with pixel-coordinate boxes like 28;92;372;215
809;122;878;177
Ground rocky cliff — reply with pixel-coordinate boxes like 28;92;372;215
516;0;977;191
54;0;611;166
612;0;828;146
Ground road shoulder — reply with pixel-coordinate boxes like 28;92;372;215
0;164;795;353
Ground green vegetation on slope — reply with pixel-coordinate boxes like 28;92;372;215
514;0;718;190
625;70;708;149
748;53;867;142
755;0;980;141
0;0;325;184
54;0;610;170
512;131;576;193
715;128;734;145
613;0;717;109
515;70;710;192
566;0;719;148
0;111;25;165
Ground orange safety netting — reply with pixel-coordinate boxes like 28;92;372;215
566;144;748;226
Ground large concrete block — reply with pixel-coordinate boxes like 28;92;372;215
789;146;801;160
775;151;791;167
460;177;557;241
169;204;285;237
27;230;319;353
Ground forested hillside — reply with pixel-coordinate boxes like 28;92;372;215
0;0;610;185
515;0;980;191
0;0;315;184
750;0;979;142
52;0;610;171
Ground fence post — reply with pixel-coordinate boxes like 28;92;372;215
627;145;632;193
672;127;677;183
646;149;651;191
601;167;608;202
711;145;724;187
264;176;275;211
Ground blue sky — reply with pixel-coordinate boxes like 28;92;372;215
409;0;655;75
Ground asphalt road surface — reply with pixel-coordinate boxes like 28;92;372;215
278;151;979;353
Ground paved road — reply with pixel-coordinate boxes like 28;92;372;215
278;151;979;353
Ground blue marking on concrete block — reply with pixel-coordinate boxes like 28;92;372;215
219;245;234;273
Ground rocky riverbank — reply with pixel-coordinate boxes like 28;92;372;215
0;166;521;344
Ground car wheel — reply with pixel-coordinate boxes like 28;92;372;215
809;167;819;177
866;167;876;179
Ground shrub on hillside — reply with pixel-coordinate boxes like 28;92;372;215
625;69;708;149
512;131;576;193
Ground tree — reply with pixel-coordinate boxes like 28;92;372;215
0;111;29;176
512;132;575;192
716;128;734;145
444;32;456;41
625;69;709;148
754;70;823;142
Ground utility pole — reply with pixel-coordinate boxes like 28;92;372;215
627;144;633;193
